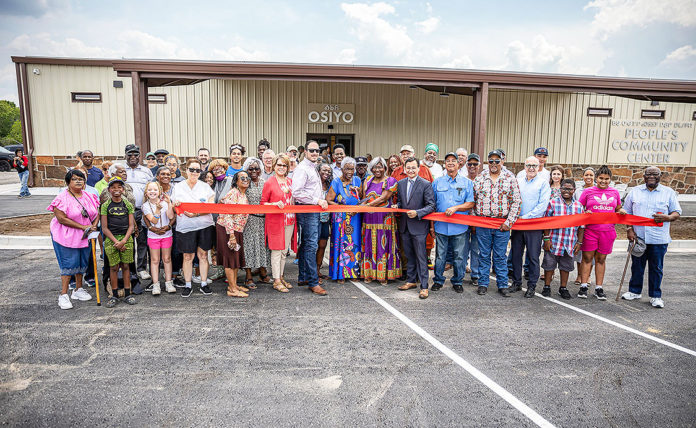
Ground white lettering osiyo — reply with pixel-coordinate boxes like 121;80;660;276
308;111;354;124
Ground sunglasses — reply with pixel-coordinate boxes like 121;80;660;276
525;164;538;169
307;148;320;153
467;162;479;167
487;159;501;164
247;167;261;171
276;164;288;168
188;168;202;173
238;176;250;182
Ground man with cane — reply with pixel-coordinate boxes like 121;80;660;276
620;166;681;308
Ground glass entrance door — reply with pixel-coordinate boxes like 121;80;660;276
306;134;355;157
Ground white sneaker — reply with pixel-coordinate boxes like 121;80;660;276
71;288;92;301
621;291;642;300
152;282;161;296
650;297;665;308
164;280;176;293
192;275;202;284
58;294;73;309
138;270;152;281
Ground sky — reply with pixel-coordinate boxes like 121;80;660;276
1;0;695;103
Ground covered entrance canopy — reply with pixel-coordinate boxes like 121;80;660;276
106;59;696;155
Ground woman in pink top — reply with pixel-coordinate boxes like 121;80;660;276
47;170;100;310
577;165;626;300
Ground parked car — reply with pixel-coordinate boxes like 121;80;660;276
0;146;14;172
3;144;24;154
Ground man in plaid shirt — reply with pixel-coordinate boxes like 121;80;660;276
473;149;521;297
542;178;585;299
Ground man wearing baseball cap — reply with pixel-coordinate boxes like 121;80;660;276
517;147;550;182
421;143;443;179
391;145;433;182
472;149;521;297
355;156;370;182
124;144;154;286
431;152;475;293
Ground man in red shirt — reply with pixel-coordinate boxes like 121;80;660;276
13;148;31;198
391;145;433;182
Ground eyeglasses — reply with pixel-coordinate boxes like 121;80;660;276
487;159;501;164
307;148;320;153
467;162;479;167
239;176;250;182
276;164;288;168
644;172;660;177
525;164;538;169
188;168;202;173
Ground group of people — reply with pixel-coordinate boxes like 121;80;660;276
45;139;682;310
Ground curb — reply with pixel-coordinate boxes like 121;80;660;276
2;235;696;252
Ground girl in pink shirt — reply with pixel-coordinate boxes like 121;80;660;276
577;165;626;300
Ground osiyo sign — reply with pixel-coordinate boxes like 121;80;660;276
307;103;355;124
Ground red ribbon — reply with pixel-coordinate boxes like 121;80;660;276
176;203;660;230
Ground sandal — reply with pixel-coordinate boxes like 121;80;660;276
318;273;329;280
245;279;257;289
273;282;289;293
239;285;250;292
260;275;272;284
281;278;293;289
227;290;248;298
337;279;345;284
364;277;373;284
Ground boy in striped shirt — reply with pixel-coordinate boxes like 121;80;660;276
542;178;584;299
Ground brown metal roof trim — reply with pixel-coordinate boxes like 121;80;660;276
12;56;696;94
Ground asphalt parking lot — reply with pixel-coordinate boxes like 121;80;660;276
1;248;695;427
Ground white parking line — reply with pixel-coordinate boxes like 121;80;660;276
350;280;556;428
492;276;696;358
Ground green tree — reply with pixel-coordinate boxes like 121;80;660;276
0;100;20;138
8;120;22;143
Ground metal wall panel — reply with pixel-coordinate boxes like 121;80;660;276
26;64;135;156
487;89;696;165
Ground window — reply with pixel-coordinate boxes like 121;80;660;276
641;109;665;119
692;111;696;120
71;92;101;102
587;107;612;117
148;94;167;103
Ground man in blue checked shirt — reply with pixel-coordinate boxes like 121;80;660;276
622;166;681;309
511;156;551;297
542;179;585;299
430;152;475;293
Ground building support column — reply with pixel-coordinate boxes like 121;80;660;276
471;82;488;157
15;63;35;187
130;72;151;153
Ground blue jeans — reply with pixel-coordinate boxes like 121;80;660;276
18;170;30;196
434;232;468;286
476;227;510;289
465;228;479;279
628;243;668;298
297;212;320;287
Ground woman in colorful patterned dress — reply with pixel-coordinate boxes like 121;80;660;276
241;157;272;287
326;157;362;283
360;157;401;285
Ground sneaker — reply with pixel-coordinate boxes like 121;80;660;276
173;277;185;288
71;288;92;301
151;282;161;296
650;297;664;308
200;285;213;295
498;287;511;297
68;280;76;290
541;286;551;297
17;194;24;199
558;287;572;300
510;283;522;293
578;287;588;299
138;270;151;281
86;278;96;288
477;286;487;295
58;294;73;310
431;283;443;291
182;287;193;298
621;291;642;300
144;283;154;292
453;284;464;293
471;278;479;286
164;280;176;293
105;296;118;308
25;194;31;198
124;295;136;305
594;287;607;300
192;275;202;284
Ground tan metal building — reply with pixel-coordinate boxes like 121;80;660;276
11;57;696;191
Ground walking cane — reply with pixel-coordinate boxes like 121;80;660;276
91;238;101;306
615;241;637;301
